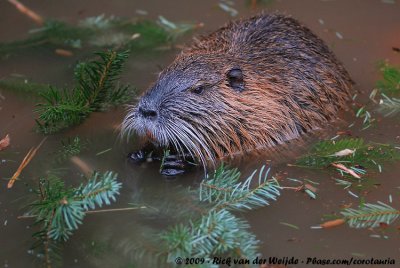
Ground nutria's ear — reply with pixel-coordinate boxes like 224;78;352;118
227;68;245;92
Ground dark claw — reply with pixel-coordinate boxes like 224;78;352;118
127;150;146;163
162;160;185;169
160;155;187;177
161;168;185;176
128;148;194;177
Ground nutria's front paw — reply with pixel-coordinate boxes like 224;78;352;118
160;154;186;177
128;149;190;177
127;150;147;163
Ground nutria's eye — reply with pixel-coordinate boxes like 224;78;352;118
227;68;245;92
191;85;205;94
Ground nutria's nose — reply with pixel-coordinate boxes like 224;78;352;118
138;106;158;120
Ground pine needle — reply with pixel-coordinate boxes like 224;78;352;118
7;0;44;25
70;156;93;177
7;137;46;188
320;218;346;228
0;134;10;151
18;206;143;219
331;163;361;179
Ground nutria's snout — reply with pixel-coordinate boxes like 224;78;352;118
138;105;158;120
122;95;163;143
134;100;159;138
122;13;354;167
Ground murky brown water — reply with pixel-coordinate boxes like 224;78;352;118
1;0;400;267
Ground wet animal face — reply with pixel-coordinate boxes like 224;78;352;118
122;14;354;167
122;54;255;165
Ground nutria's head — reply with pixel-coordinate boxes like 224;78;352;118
122;14;353;167
122;52;297;166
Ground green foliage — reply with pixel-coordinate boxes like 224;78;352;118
74;50;133;109
376;62;400;93
297;138;400;171
29;171;121;241
35;49;134;133
163;209;258;264
355;106;375;130
35;86;90;133
0;20;90;56
75;171;121;210
341;201;400;229
245;0;275;7
378;93;400;117
28;171;121;266
157;16;198;41
200;165;280;211
0;15;196;56
161;165;280;265
375;63;400;117
122;20;170;49
56;137;85;162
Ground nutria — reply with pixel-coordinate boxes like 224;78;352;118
122;13;353;167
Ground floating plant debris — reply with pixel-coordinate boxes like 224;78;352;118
7;137;46;188
296;138;400;175
218;2;239;16
376;62;400;93
0;134;10;151
0;13;198;57
280;222;300;230
319;201;400;230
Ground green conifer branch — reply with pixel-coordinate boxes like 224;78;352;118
200;165;280;211
376;62;400;93
55;137;84;162
35;49;134;133
378;93;400;117
161;165;280;266
26;170;121;268
341;201;400;229
162;209;259;264
296;138;400;172
0;15;197;56
375;63;400;116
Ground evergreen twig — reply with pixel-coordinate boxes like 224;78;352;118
341;201;400;229
296;138;400;172
35;49;134;133
378;93;400;117
27;171;121;266
0;15;197;56
376;62;400;93
161;164;280;265
200;164;280;211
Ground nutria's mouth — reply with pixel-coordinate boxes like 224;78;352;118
121;110;214;167
145;129;157;142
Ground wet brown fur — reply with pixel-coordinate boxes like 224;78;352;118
122;13;353;165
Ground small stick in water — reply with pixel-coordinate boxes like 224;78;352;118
7;0;44;25
0;134;10;151
7;137;47;189
70;156;93;177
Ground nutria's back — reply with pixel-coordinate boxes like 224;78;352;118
122;13;353;165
